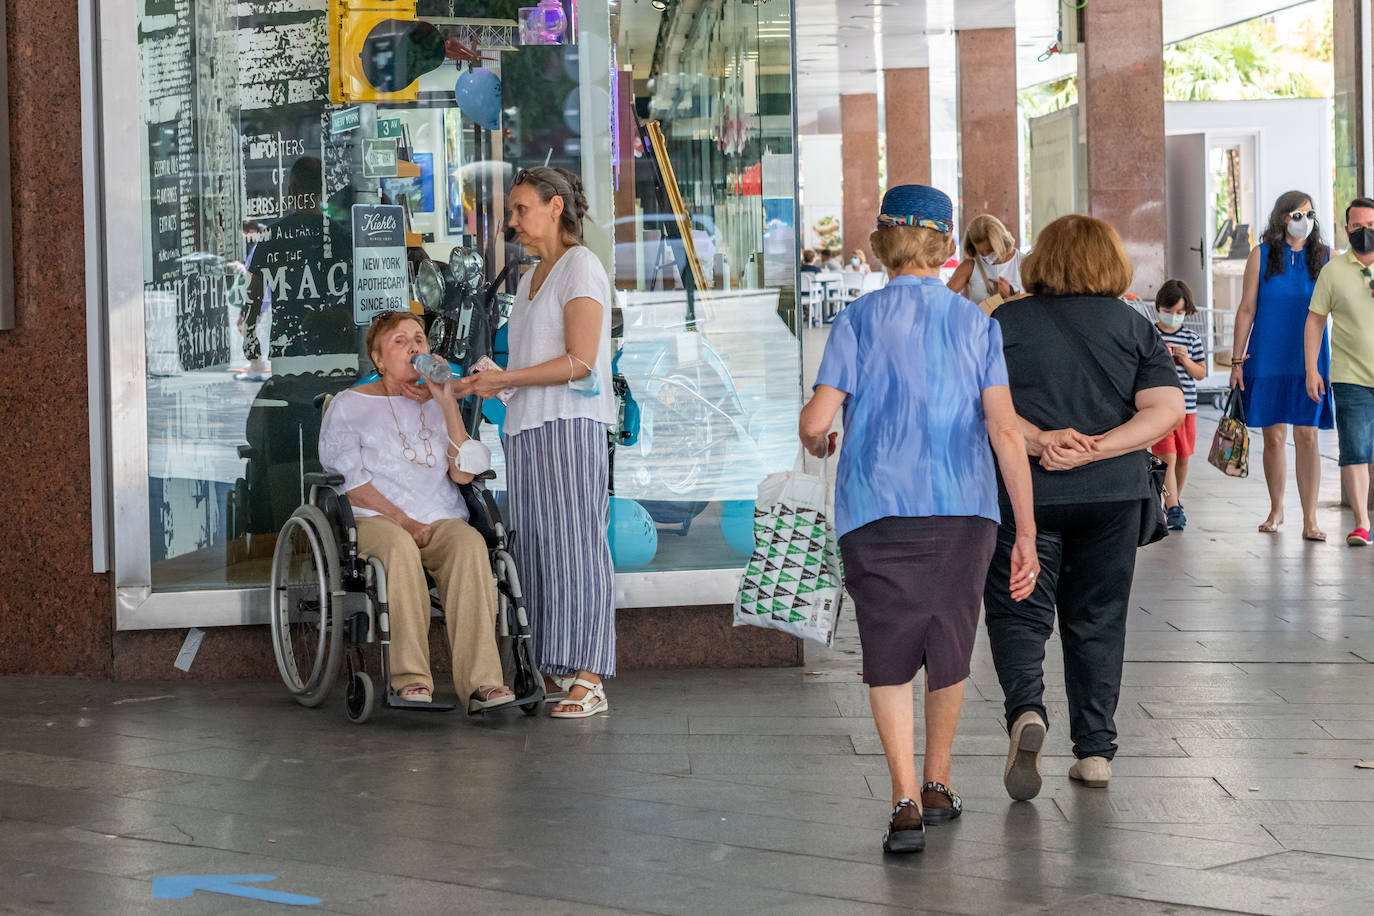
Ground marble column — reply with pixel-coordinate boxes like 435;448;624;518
955;28;1019;231
613;68;637;289
1332;0;1367;247
1079;0;1167;297
840;92;880;262
885;68;930;187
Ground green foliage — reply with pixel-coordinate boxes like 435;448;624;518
1018;5;1327;117
1163;18;1320;101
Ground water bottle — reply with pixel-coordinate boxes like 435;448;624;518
411;353;450;385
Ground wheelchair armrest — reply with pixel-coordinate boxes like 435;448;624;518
304;471;346;488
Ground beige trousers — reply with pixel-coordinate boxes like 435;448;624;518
355;516;503;700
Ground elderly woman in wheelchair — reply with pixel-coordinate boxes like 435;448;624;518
317;310;514;711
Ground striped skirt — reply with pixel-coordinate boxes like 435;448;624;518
505;418;616;677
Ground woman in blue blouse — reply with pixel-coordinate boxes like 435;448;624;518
800;185;1039;855
1230;191;1334;539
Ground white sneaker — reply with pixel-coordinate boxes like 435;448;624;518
1068;756;1112;787
1004;710;1047;801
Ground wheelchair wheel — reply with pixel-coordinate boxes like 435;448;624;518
270;506;343;707
345;671;375;724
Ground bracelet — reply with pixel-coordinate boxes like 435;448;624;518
567;354;575;382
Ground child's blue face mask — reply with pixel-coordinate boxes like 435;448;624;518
569;355;600;397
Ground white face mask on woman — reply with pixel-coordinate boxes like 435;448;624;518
1288;216;1314;241
980;251;1001;267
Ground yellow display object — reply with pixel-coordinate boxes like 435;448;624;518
329;0;421;103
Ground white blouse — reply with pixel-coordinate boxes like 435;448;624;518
964;249;1026;303
503;245;617;435
318;388;469;524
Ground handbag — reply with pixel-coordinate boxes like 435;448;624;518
733;453;843;647
1037;301;1169;547
1207;387;1250;478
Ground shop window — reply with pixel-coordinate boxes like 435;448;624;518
135;0;796;593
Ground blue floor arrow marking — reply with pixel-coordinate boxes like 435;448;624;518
152;874;322;906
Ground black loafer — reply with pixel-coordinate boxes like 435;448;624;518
882;798;926;854
920;781;962;824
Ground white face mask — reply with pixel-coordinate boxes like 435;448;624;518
1288;217;1314;241
454;439;493;475
980;251;1000;266
1158;311;1185;330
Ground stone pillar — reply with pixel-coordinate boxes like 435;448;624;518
1333;0;1367;247
955;28;1019;231
613;68;637;289
1079;0;1167;297
840;92;880;262
884;68;930;187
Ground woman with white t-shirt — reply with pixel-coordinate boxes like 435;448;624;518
947;214;1026;305
318;311;514;712
455;166;616;719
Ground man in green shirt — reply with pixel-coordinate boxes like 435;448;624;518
1306;197;1374;546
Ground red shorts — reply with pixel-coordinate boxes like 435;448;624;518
1152;413;1197;457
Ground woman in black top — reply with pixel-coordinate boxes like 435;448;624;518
984;215;1184;800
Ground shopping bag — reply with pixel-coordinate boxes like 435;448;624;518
1208;387;1249;478
733;456;843;647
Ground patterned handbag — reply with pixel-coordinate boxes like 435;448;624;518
1208;387;1250;478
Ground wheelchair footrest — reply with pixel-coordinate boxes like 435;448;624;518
384;694;456;712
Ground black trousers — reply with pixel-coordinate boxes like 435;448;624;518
983;500;1140;761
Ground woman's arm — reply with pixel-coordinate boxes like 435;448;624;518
799;385;847;457
1016;416;1099;459
1040;386;1184;470
946;259;973;294
1228;247;1262;390
983;386;1040;601
456;296;603;399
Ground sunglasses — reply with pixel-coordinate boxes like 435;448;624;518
1288;210;1318;222
1360;265;1374;299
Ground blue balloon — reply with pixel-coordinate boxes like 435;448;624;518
719;499;757;556
609;497;658;568
454;67;502;131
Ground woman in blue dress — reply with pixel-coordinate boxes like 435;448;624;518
1230;191;1334;540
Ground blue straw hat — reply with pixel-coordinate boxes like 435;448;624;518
877;184;953;233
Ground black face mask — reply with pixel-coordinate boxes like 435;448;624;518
1351;227;1374;256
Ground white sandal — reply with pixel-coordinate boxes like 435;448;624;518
542;674;575;704
549;678;609;719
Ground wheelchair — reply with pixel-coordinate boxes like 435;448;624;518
267;392;545;724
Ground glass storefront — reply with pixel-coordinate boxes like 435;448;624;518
113;0;799;624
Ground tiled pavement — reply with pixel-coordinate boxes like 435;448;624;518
5;414;1374;914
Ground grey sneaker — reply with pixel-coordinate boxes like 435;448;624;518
1068;756;1112;787
1004;710;1047;801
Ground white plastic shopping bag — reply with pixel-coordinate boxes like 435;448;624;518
733;454;843;647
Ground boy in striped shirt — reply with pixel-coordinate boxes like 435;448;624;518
1151;279;1208;530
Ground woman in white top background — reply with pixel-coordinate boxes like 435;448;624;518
455;166;616;719
947;214;1026;304
318;311;513;711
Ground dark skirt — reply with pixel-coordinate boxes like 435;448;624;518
840;515;998;690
